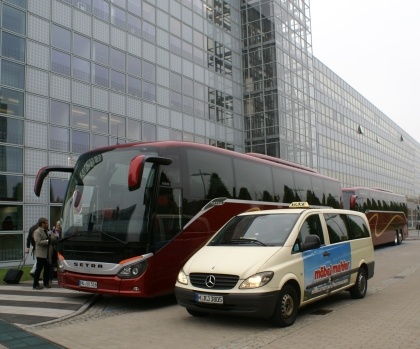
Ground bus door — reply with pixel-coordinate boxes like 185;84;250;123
152;183;183;296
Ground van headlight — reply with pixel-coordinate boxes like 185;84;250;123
117;259;148;279
177;269;188;285
239;272;274;289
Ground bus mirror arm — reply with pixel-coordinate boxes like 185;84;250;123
128;155;172;191
34;166;74;197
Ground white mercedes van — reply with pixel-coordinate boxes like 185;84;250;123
175;203;375;327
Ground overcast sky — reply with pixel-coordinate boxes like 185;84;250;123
309;0;420;144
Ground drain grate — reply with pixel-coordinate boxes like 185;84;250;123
310;309;333;315
393;276;405;279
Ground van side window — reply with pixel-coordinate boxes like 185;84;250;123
299;214;324;245
324;214;350;243
347;215;370;239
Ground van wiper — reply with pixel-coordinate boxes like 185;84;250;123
223;238;267;246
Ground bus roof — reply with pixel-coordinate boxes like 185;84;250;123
342;186;406;198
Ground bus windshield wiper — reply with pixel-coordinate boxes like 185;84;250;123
221;238;267;246
97;230;128;245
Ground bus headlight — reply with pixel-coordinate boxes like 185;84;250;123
177;269;188;285
117;259;148;279
239;272;274;289
57;259;65;272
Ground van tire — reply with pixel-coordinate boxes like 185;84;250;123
186;308;209;317
270;285;299;327
349;268;367;299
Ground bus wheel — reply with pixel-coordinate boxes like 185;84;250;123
349;268;367;299
397;231;403;245
393;232;398;246
186;308;209;317
270;285;299;327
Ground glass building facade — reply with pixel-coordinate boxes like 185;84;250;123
0;0;419;266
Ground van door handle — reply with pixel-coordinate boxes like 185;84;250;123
323;251;330;257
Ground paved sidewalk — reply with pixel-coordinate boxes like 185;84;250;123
23;239;420;349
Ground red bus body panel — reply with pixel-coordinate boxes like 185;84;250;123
365;211;408;246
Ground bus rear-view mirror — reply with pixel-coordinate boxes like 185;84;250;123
350;195;358;210
34;166;74;197
128;155;172;191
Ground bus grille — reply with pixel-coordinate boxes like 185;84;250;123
189;273;239;290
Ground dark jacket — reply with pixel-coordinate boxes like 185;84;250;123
26;223;39;250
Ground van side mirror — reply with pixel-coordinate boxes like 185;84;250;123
301;235;321;252
128;155;172;191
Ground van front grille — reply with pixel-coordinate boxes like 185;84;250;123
189;273;239;290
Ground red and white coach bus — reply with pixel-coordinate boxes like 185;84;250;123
342;187;408;246
34;141;342;297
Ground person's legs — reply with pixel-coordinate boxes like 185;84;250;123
30;258;37;276
33;257;44;289
43;262;50;287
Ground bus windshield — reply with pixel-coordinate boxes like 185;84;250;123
60;146;158;263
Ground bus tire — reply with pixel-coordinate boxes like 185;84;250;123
397;231;403;245
270;284;299;327
393;232;398;246
349;268;367;299
186;308;209;317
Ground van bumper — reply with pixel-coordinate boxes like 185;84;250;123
175;286;279;319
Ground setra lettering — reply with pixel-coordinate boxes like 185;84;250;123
73;262;103;268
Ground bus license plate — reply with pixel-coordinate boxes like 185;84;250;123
196;294;223;304
78;280;98;289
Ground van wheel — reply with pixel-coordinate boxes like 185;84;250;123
186;308;209;317
349;268;367;299
397;231;403;245
270;285;299;327
393;232;398;246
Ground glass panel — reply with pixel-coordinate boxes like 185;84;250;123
194;99;205;118
93;41;109;65
110;115;125;137
182;24;192;43
170;17;181;37
51;50;71;76
109;137;126;145
72;105;90;129
142;61;155;82
73;0;92;13
0;88;24;117
143;2;155;23
50;178;68;203
2;5;26;35
93;0;109;20
0;233;23;260
5;0;26;9
73;57;91;82
0;207;22;230
51;100;70;126
127;0;141;16
170;35;181;55
1;60;25;89
93;64;109;87
127;76;141;97
1;32;25;62
143;21;155;42
171;91;182;110
72;130;90;153
182;41;193;60
142;81;155;101
110;70;126;92
194;82;204;100
171;129;182;140
127;13;141;36
0;146;22;172
73;33;91;59
193;30;203;48
0;174;22;201
142;123;156;141
127;55;141;77
92;133;108;148
50;207;62;235
52;25;71;52
0;116;23;145
193;47;204;65
92;110;108;134
111;0;126;9
111;5;126;29
50;126;69;152
170;72;181;90
182;77;194;96
127;118;140;140
110;48;126;71
183;96;193;114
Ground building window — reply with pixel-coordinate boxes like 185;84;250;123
0;233;23;260
143;81;156;102
50;100;69;126
127;118;141;140
2;4;26;35
127;76;141;98
93;64;109;87
127;0;141;16
182;41;193;60
0;174;23;201
143;2;155;23
143;22;155;42
0;145;22;173
182;77;194;96
52;25;71;52
51;49;71;76
93;41;108;65
182;24;193;43
170;17;181;37
1;60;25;89
72;105;90;129
72;130;90;153
73;33;91;59
183;96;194;114
93;0;109;21
111;5;126;29
171;129;182;140
50;178;68;203
142;123;156;142
170;35;181;55
0;88;24;117
73;57;91;82
92;110;108;134
127;55;141;77
50;126;70;152
92;133;108;149
170;72;181;90
171;91;182;110
1;32;25;62
110;70;125;92
142;61;155;82
110;114;125;138
74;0;92;14
0;116;23;145
5;0;26;9
110;48;126;71
127;13;141;37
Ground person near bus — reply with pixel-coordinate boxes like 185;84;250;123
32;218;51;290
52;221;61;237
25;220;40;277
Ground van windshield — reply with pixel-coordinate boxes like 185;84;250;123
209;214;299;246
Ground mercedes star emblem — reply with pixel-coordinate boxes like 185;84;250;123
205;275;216;288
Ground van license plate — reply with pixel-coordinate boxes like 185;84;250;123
78;280;97;289
196;294;223;304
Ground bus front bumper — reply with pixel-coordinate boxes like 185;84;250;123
175;286;279;319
